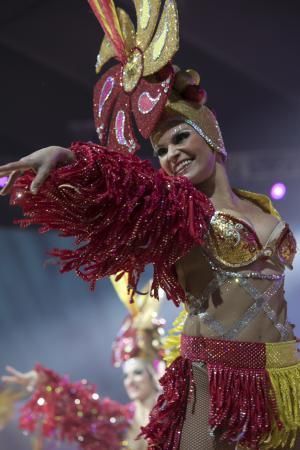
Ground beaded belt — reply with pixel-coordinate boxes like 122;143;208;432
180;334;299;368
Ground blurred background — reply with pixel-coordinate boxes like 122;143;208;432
0;0;299;448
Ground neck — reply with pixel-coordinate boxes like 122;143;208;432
133;391;158;426
197;159;240;210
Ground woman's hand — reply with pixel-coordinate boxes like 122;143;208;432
0;146;75;195
1;365;39;392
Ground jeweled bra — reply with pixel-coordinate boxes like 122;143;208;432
185;190;297;341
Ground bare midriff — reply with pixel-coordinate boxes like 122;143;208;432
176;245;295;343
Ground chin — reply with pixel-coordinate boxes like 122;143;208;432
189;164;215;184
127;392;139;401
184;173;206;185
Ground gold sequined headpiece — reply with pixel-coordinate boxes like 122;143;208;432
110;274;165;367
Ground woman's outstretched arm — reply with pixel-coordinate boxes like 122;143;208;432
1;141;214;304
2;364;130;450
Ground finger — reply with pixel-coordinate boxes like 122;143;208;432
1;375;17;383
5;365;22;377
30;164;52;194
0;171;20;196
0;160;31;175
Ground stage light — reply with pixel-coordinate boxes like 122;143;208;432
0;176;8;188
270;182;286;200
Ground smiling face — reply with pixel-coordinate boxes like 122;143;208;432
122;358;157;402
151;120;217;186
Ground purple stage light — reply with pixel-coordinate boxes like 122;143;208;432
270;182;286;200
0;176;8;188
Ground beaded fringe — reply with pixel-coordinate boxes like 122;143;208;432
207;364;280;449
10;141;214;306
261;364;300;449
145;335;300;449
140;357;193;450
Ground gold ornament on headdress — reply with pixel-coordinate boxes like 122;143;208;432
91;0;179;93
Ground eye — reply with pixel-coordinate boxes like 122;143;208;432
174;131;190;145
133;369;144;375
154;147;168;158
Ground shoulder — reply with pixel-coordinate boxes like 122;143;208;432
234;188;282;220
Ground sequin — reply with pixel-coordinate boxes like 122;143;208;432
161;74;172;93
115;110;136;151
206;211;261;267
96;123;105;142
134;0;161;51
277;226;297;269
98;76;115;117
122;48;143;93
95;35;114;74
152;19;168;60
143;0;179;76
138;91;162;114
139;0;150;29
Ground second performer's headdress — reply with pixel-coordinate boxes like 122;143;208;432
110;274;165;369
88;0;226;157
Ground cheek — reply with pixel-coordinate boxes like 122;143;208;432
134;373;148;385
186;150;216;184
196;148;215;172
159;157;171;175
140;373;154;391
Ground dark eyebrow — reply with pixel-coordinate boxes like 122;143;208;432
170;128;190;142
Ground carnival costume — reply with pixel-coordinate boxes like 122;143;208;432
8;0;299;448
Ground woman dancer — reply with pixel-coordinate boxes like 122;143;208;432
1;276;165;450
0;0;299;448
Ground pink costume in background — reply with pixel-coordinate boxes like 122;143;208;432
19;364;131;450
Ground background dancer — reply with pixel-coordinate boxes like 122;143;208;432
1;276;165;450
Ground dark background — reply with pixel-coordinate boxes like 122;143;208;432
0;1;299;449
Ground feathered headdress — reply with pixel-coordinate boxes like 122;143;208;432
110;274;165;367
88;0;226;157
89;0;179;153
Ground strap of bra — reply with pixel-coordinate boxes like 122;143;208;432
185;262;290;341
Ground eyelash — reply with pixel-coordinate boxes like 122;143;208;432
155;147;167;158
154;131;190;158
123;369;144;379
175;131;190;144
